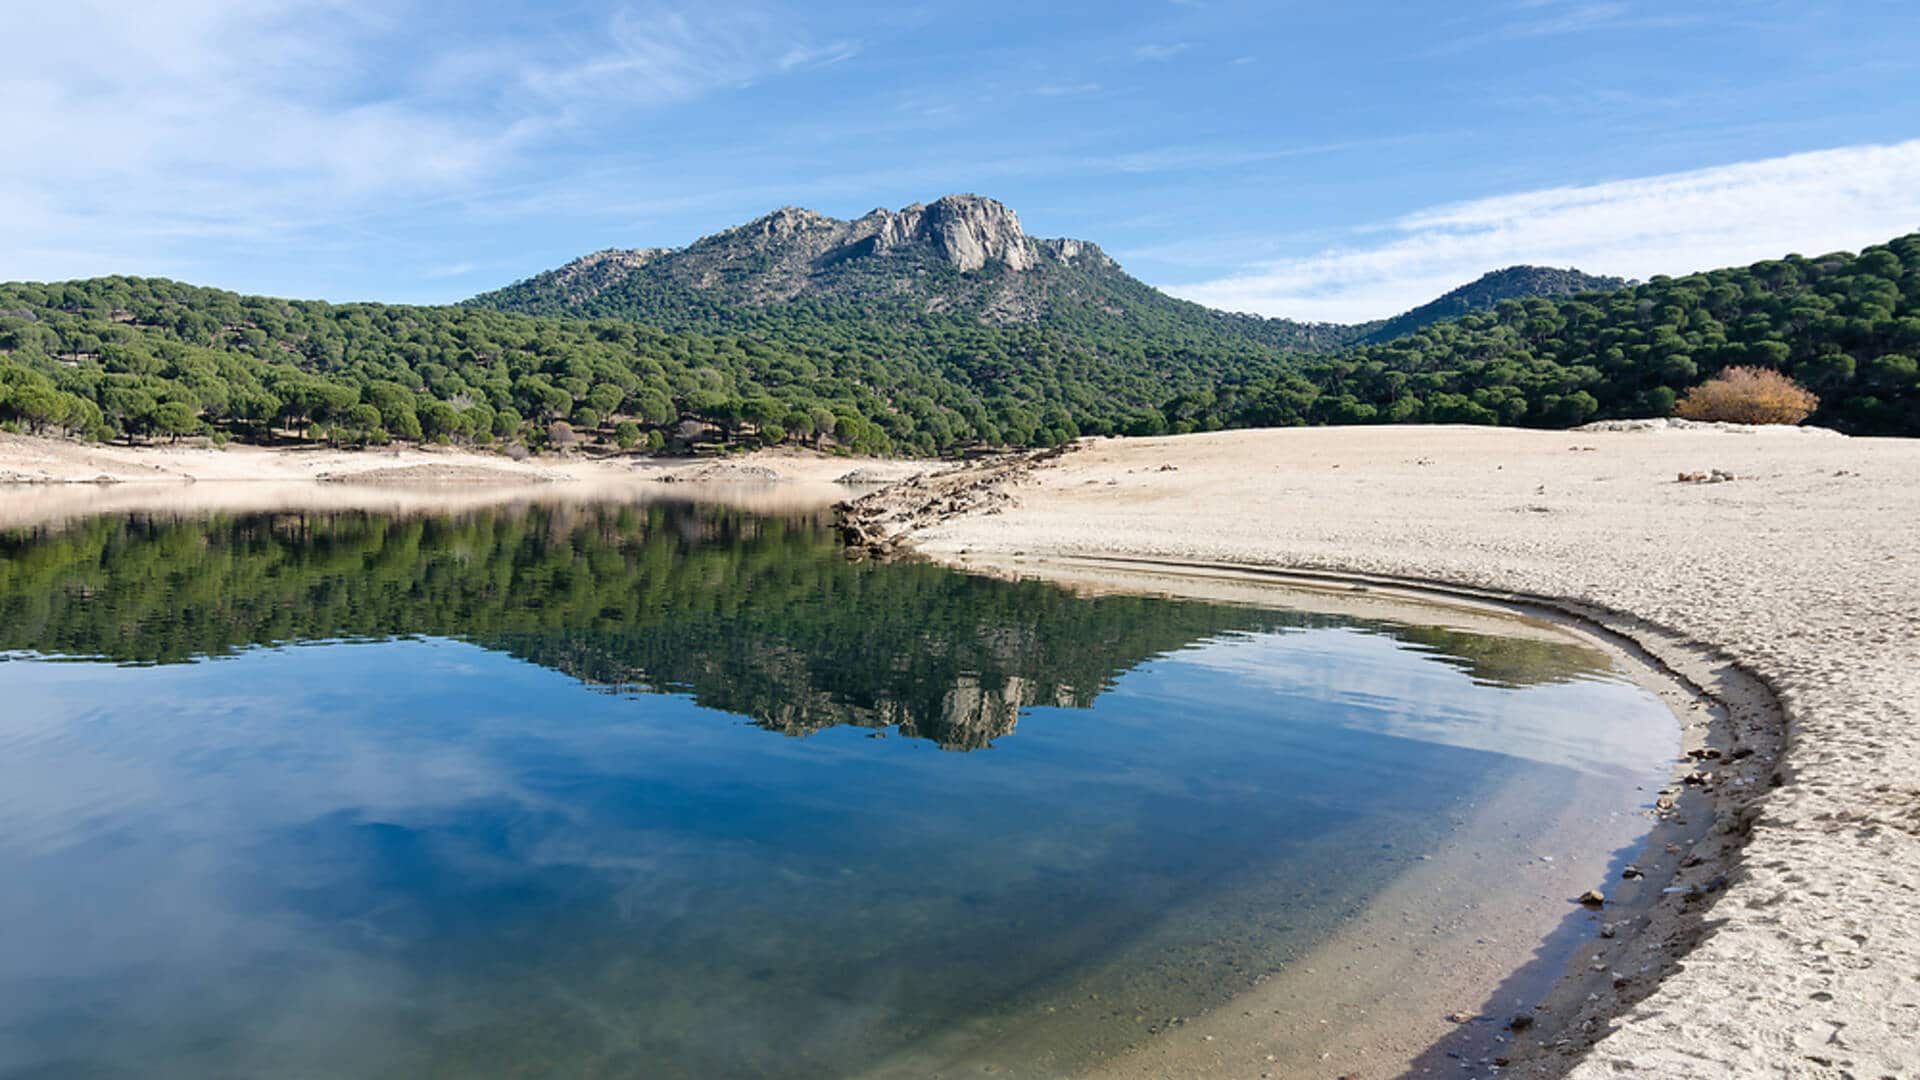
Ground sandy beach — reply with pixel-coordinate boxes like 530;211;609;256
4;423;1915;1077
845;422;1920;1078
0;432;934;489
0;433;936;527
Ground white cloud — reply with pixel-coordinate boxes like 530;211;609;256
0;1;854;284
1167;139;1920;322
779;39;862;70
516;7;857;106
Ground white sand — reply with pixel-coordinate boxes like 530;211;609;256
0;432;933;488
0;435;937;526
876;425;1920;1079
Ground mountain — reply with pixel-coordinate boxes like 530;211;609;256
472;195;1639;354
4;226;1916;451
472;194;1364;352
1357;265;1630;344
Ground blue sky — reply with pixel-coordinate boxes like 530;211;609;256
4;0;1918;320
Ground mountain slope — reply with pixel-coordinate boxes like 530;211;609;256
1201;235;1920;434
1359;266;1630;344
472;194;1365;353
472;194;1639;353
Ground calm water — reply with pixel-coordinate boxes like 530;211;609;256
0;501;1675;1078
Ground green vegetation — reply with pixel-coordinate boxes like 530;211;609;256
3;233;1916;452
1353;265;1627;346
0;277;941;453
1185;234;1920;435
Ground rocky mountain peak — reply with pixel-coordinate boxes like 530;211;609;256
905;194;1031;272
744;206;834;241
722;195;1040;273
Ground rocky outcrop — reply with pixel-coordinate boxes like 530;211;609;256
745;206;834;243
888;195;1034;272
724;194;1065;274
836;443;1080;559
514;247;674;307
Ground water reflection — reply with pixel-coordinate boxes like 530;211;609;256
0;502;1671;1078
0;503;1615;750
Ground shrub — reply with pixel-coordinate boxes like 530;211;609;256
1675;366;1818;425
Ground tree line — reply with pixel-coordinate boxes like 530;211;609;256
2;233;1915;452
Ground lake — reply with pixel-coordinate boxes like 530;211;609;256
0;498;1675;1078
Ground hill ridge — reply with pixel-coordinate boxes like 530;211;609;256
471;194;1626;352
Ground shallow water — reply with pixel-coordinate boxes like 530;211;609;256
0;500;1675;1078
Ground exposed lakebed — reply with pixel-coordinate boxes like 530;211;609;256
0;499;1676;1078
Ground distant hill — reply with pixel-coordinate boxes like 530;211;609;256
1357;266;1630;344
471;194;1366;352
472;195;1629;353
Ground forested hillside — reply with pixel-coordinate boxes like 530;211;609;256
0;275;1292;455
2;233;1916;452
1356;266;1628;345
1189;234;1920;435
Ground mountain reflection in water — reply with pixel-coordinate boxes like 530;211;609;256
0;501;1613;749
0;498;1675;1079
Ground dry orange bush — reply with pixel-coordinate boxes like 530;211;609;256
1674;365;1819;425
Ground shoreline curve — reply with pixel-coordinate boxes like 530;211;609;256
840;424;1920;1079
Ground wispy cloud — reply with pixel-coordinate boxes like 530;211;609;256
1504;1;1634;37
1166;140;1920;322
0;1;856;284
1432;0;1704;55
1133;42;1192;62
480;7;859;115
780;40;862;70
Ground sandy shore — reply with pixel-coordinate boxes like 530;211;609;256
851;424;1920;1079
0;432;935;488
0;434;936;525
